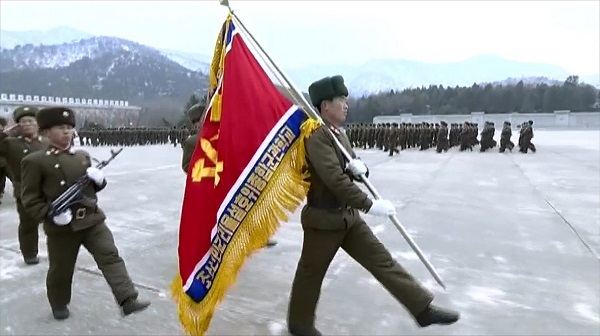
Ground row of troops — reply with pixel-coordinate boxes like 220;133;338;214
345;121;536;156
76;127;194;147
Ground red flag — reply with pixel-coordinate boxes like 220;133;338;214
171;14;321;336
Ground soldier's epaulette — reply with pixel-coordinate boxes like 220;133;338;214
328;124;341;135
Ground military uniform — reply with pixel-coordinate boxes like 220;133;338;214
287;76;459;336
0;106;49;264
387;123;400;156
519;120;536;153
181;103;203;174
479;121;497;152
499;121;514;153
436;121;449;153
20;107;150;320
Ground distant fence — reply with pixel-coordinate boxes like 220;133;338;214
0;93;134;108
373;111;600;129
0;92;142;127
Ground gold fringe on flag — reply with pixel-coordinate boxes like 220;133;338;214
171;118;322;336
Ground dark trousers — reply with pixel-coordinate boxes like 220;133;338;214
499;139;515;153
16;197;39;258
288;218;433;329
45;222;138;309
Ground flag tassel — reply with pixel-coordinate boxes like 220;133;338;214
171;118;320;336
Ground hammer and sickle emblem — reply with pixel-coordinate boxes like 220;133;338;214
191;134;223;186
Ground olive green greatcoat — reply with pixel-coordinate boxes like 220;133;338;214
181;133;199;174
287;123;434;331
0;132;49;258
20;147;138;309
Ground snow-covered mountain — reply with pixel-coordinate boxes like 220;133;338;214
0;26;93;50
158;49;212;73
2;36;168;71
1;27;212;74
284;55;599;96
0;36;208;104
2;26;598;96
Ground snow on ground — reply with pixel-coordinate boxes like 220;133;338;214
0;130;598;335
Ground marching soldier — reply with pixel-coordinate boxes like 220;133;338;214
459;122;472;151
0;106;49;264
479;122;495;152
519;120;536;153
436;121;449;153
387;123;400;156
20;107;151;320
499;121;514;153
181;103;278;248
181;103;203;174
287;75;459;336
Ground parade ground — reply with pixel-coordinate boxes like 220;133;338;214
1;129;599;335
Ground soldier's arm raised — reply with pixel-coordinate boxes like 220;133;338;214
305;127;372;212
20;155;51;221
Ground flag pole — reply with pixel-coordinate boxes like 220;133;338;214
218;2;446;290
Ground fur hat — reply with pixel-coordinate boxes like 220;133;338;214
36;107;76;131
187;103;205;123
308;75;348;107
13;105;38;123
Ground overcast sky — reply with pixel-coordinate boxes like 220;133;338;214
1;1;598;75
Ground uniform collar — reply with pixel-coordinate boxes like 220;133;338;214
328;124;341;135
17;135;42;143
46;145;76;156
324;120;341;135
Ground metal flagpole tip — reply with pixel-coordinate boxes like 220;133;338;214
219;0;230;7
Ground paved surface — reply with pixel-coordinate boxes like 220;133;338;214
1;130;599;335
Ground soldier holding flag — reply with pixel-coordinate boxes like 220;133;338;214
287;75;460;336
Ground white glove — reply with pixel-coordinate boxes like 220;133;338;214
346;159;368;177
86;167;105;185
53;209;73;226
368;199;396;217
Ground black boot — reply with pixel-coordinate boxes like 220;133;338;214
416;304;460;327
52;306;70;320
121;297;151;316
288;325;322;336
24;256;39;265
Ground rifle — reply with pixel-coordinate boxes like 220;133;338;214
49;148;123;217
